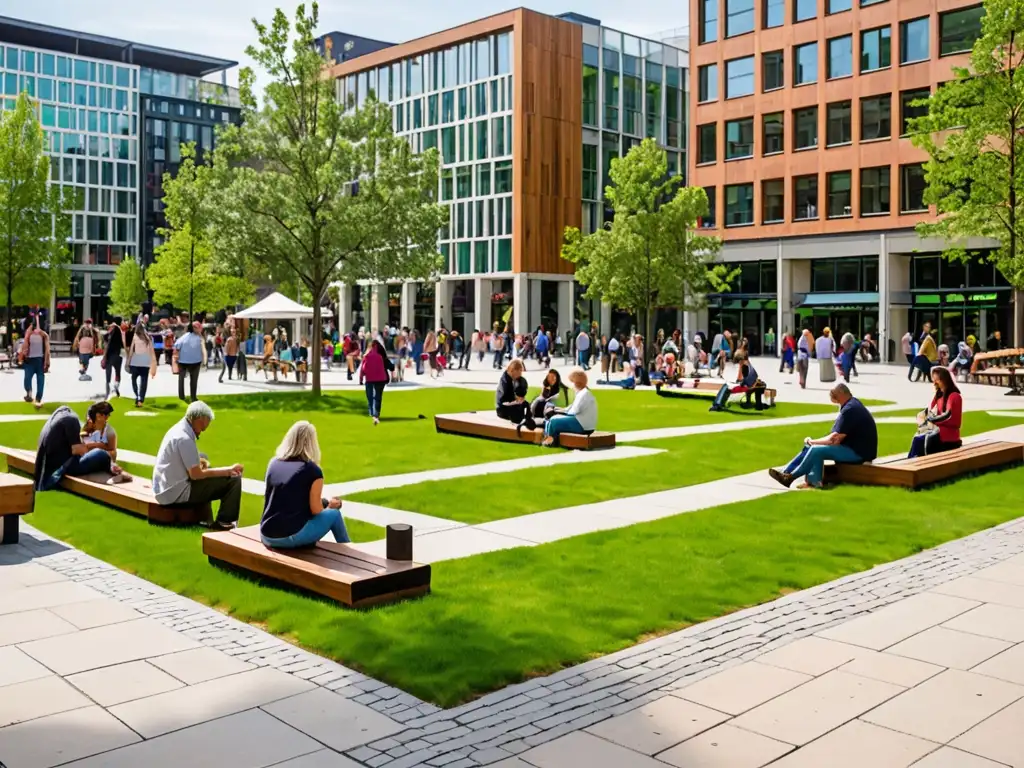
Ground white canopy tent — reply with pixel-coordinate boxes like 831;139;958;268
233;292;315;345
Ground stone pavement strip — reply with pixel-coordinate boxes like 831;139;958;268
1;504;1024;766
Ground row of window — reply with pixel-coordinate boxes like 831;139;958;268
699;10;979;102
697;88;929;162
49;156;137;189
48;185;137;217
441;196;514;241
440;238;514;275
70;213;138;244
406;117;512;167
705;164;927;228
388;77;512;135
146;119;217;163
144;97;233;124
140;68;239;108
0;45;134;88
0;72;137;113
439;161;514;201
44;130;136;162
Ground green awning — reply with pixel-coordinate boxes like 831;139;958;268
796;292;880;308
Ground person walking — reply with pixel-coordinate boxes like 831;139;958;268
491;330;505;369
73;318;99;381
173;321;205;403
19;316;49;408
220;328;239;383
575;328;590;369
360;339;392;425
102;321;125;398
126;318;157;407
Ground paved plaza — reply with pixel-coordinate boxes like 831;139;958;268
2;357;1024;766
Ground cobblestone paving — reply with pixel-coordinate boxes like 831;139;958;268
11;511;1024;767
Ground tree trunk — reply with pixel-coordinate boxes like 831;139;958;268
188;239;195;322
311;291;322;396
644;301;653;386
4;256;12;350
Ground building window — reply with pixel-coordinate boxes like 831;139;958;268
763;112;784;155
828;0;851;12
827;35;853;79
726;56;755;98
794;106;818;150
700;0;719;44
900;18;930;64
726;118;754;159
726;0;755;37
763;50;784;91
699;64;718;102
861;0;886;4
861;166;891;215
861;26;892;72
861;95;892;140
698;123;717;164
763;179;785;223
827;171;853;218
940;6;984;56
725;183;755;226
794;0;816;22
900;88;930;134
764;0;784;28
826;101;852;146
701;186;717;228
901;163;928;212
794;175;819;220
794;42;818;85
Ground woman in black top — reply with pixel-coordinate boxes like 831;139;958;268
260;421;349;548
531;369;569;419
495;359;535;429
103;321;125;399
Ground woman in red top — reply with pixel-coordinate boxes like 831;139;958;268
909;366;963;457
359;340;393;425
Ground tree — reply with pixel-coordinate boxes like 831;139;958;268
148;226;253;314
108;257;148;320
911;0;1024;343
0;91;73;344
561;139;724;366
209;3;447;394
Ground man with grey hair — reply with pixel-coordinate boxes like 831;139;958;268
769;383;877;489
152;401;243;529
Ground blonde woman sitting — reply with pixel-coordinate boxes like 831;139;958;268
543;368;598;447
259;421;349;548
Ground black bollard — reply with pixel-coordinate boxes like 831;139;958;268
386;523;414;561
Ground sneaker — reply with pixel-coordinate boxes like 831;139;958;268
23;394;32;403
768;468;795;488
114;386;120;397
78;374;87;381
209;520;237;531
373;416;379;426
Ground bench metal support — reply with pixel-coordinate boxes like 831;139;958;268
0;515;20;545
387;523;414;562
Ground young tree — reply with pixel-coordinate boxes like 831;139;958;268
0;92;73;344
911;0;1024;342
561;139;724;366
108;257;148;320
210;3;447;394
148;226;253;314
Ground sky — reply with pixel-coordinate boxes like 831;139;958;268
0;0;689;88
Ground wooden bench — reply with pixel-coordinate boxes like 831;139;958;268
434;412;616;450
0;447;208;525
824;440;1024;489
0;473;34;544
971;348;1024;382
656;380;777;407
202;526;431;608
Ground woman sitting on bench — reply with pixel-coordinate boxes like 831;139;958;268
709;357;761;412
34;404;131;491
496;359;536;430
542;368;598;447
260;421;349;549
908;367;963;458
530;369;569;420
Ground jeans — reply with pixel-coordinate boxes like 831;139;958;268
784;444;863;487
493;350;503;368
105;354;122;396
906;353;916;379
458;349;470;369
220;355;236;381
909;434;962;458
130;366;150;403
365;381;386;418
169;475;242;525
544;414;584;442
23;357;44;401
577;349;590;369
79;353;92;374
261;508;350;548
42;448;112;491
178;362;201;402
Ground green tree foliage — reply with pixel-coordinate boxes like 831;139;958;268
911;0;1024;339
0;92;73;342
209;3;448;394
148;226;252;314
561;139;724;363
108;258;148;321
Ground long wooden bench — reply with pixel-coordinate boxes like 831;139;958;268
0;473;34;545
0;447;208;525
202;526;431;608
824;440;1024;489
434;411;616;450
655;380;777;407
971;348;1024;381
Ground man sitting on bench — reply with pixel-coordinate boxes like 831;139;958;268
152;401;243;531
34;404;132;491
769;382;877;489
709;356;763;412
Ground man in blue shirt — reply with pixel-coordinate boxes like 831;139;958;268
535;326;550;366
174;321;206;403
770;383;877;489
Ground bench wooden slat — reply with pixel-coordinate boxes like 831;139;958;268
202;526;431;608
826;441;1023;488
434;412;616;450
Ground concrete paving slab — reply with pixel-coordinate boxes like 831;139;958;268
931;576;1024;609
838;652;945;689
478;506;633;543
757;636;869;677
886;627;1011;670
518;730;668;768
19;617;199;675
971;642;1024;686
952;698;1024;766
0;581;102;617
267;751;365;767
732;670;904;746
943;603;1024;643
109;666;315;738
768;719;937;768
149;646;256;685
584;694;730;754
0;562;68;588
0;706;140;768
0;645;54;688
676;662;812;716
656;723;794;768
0;676;91;728
333;501;464;535
863;669;1024;743
970;561;1024;587
818;593;981;651
262;688;404;752
49;597;143;629
912;747;1008;767
66;660;184;707
0;609;77;647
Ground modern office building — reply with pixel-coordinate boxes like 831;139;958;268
690;0;1019;357
0;15;238;324
327;9;688;338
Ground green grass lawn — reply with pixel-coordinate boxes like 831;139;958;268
350;410;1024;524
21;460;1024;707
